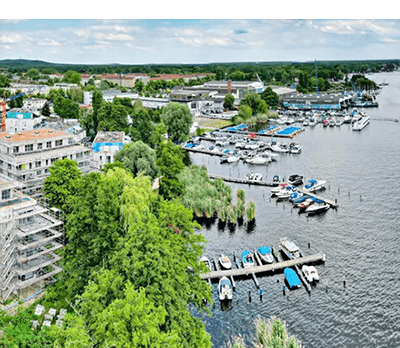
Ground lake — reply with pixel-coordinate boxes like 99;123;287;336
190;71;400;348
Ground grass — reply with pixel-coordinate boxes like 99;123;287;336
196;117;233;129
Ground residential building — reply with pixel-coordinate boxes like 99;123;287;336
92;131;128;170
0;174;64;302
0;129;95;197
23;98;47;111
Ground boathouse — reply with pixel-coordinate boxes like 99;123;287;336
281;92;353;110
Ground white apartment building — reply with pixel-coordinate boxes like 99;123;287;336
0;129;95;197
23;98;47;111
0;174;63;301
92;131;127;170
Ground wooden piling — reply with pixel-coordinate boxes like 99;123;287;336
252;273;260;289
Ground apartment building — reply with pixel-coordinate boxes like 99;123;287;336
0;174;63;301
93;131;127;170
0;129;95;197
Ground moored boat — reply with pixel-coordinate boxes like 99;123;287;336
352;116;370;131
280;237;304;260
218;276;233;301
219;254;232;270
292;195;312;207
200;256;212;271
284;268;302;289
257;246;274;264
241;250;255;268
302;265;320;283
288;174;303;186
303;179;326;192
305;199;330;215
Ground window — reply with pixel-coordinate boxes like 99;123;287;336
37;143;43;150
46;141;52;149
37;170;42;175
35;161;41;168
29;163;33;169
55;139;63;146
13;146;19;154
16;164;22;171
46;159;49;166
51;158;58;163
25;144;33;152
2;189;11;200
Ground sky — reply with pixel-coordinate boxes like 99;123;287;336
0;5;399;65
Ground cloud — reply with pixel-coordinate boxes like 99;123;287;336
38;39;61;46
234;29;249;35
135;46;151;51
0;34;24;43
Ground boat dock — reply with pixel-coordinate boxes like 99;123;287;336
201;253;325;281
208;174;277;187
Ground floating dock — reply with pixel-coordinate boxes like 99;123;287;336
201;253;325;281
208;174;277;187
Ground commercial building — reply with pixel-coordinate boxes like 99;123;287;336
0;174;64;301
0;129;95;197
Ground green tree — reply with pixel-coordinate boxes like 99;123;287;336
26;68;40;79
42;159;82;214
114;141;158;179
161;102;193;143
156;140;185;200
97;102;129;131
223;94;235;110
240;92;268;115
130;99;155;144
53;95;80;119
41;101;51;116
63;70;81;84
260;87;280;109
0;75;11;88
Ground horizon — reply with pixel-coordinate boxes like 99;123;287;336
1;19;399;66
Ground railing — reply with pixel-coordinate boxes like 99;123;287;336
0;245;15;266
1;259;15;279
2;283;16;301
1;221;16;252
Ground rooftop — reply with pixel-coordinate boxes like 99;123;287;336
93;131;125;144
0;129;70;143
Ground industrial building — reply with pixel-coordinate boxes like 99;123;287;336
280;92;353;110
0;174;63;301
0;129;95;198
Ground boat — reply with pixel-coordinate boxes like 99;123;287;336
284;268;302;289
292;195;312;207
200;256;212;271
245;155;269;165
289;191;303;202
343;115;352;123
303;179;326;192
352;116;370;131
218;276;233;301
289;143;302;154
241;250;255;268
271;143;290;153
227;155;240;163
219;254;232;270
328;117;336;127
275;185;298;200
335;119;343;126
257;246;274;264
288;174;303;186
305;199;330;215
280;237;304;260
298;198;317;213
302;265;320;283
272;174;281;186
246;172;262;181
302;119;309;126
271;182;288;195
309;117;317;126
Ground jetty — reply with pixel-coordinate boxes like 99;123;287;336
208;174;277;187
201;253;325;281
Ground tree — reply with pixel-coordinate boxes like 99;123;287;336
63;70;81;85
114;141;158;179
53;95;80;119
223;94;235;110
260;87;280;109
161;102;193;143
97;102;129;131
0;75;11;88
42;159;82;214
130;99;155;144
156;140;185;200
240;92;268;115
26;68;40;79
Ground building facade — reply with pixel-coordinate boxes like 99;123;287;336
0;129;95;197
0;175;63;301
92;131;127;170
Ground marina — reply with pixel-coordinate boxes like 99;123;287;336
193;72;400;348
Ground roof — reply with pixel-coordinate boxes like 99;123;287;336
0;129;70;143
93;131;125;144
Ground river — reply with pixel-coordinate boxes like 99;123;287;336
190;71;400;348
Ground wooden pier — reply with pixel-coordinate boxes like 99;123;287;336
208;174;277;187
200;253;325;281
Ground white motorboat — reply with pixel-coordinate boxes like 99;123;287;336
302;265;320;283
235;142;246;148
352;116;370;131
280;237;304;260
306;199;330;215
303;179;326;192
271;182;289;195
277;117;287;125
227;155;240;163
343;115;352;123
241;250;255;268
286;118;295;125
309;118;317;126
218;276;233;301
219;254;232;270
275;185;298;199
271;143;289;153
289;143;302;154
257;246;274;264
335;119;343;126
245;155;268;165
246;172;262;181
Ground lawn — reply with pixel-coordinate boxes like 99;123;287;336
196;117;233;129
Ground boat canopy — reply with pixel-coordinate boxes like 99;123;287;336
258;246;271;254
284;268;301;287
282;240;299;253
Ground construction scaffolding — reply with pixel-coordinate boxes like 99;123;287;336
0;175;64;302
